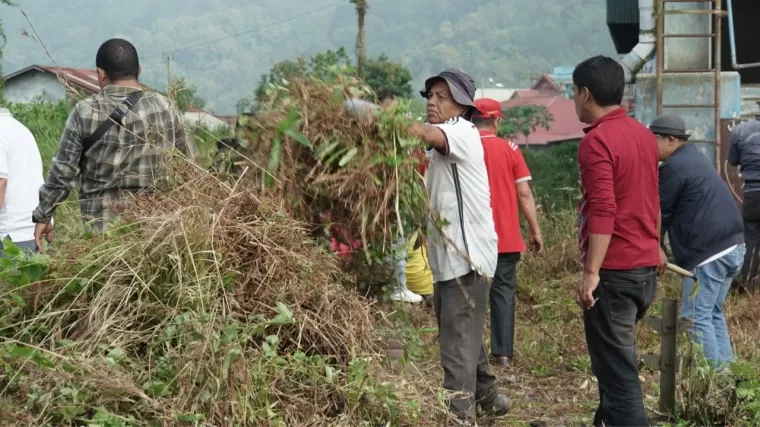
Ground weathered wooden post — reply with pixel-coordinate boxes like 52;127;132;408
659;298;678;414
641;263;695;418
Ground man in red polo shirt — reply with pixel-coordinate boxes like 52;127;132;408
472;98;543;369
572;55;665;427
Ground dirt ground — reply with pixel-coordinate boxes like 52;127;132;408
391;272;760;426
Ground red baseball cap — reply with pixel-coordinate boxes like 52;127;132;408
473;98;506;119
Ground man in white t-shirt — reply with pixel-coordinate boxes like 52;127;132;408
409;69;510;425
0;108;45;256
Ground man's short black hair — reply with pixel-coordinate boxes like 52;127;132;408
471;117;497;128
572;55;624;107
96;38;140;81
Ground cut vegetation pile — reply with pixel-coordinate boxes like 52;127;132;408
0;162;423;426
238;72;428;275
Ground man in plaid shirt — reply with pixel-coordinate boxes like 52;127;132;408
33;39;196;249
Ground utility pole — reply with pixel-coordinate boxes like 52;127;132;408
350;0;368;80
165;53;172;86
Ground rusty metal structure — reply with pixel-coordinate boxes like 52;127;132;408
655;0;725;172
608;0;759;202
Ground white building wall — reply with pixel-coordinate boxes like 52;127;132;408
182;111;230;130
3;71;67;104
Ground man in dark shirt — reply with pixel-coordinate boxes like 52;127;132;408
727;103;760;291
572;55;664;427
654;114;745;366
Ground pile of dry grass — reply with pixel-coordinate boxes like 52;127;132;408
0;164;419;426
237;73;428;263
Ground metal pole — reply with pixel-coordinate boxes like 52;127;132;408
656;0;665;115
714;0;723;173
660;298;678;415
726;0;760;69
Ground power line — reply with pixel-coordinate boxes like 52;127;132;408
162;1;343;56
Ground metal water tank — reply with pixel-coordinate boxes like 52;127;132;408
607;0;640;54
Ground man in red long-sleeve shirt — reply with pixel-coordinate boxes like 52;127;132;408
572;55;665;427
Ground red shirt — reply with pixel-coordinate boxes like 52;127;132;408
577;108;660;270
480;129;532;254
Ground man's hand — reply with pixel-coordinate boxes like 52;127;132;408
576;271;600;309
34;222;54;253
529;232;543;253
657;246;668;276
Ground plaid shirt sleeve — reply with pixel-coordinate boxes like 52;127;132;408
33;106;84;223
173;107;197;159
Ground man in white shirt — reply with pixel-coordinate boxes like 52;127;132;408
0;108;45;256
409;69;510;425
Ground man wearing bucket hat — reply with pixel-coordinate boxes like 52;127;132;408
408;69;510;424
654;113;745;366
471;98;542;370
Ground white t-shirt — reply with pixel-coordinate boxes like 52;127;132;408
0;109;45;243
425;117;498;282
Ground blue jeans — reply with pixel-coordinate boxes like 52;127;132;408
384;236;407;291
681;244;745;365
0;239;37;258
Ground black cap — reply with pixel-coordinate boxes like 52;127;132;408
420;68;476;108
649;114;691;140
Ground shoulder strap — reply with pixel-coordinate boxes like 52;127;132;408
81;90;144;154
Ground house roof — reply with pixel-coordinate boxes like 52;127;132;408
4;65;231;128
530;73;563;92
500;95;586;145
512;89;543;99
4;65;152;94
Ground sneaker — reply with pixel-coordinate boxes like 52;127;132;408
478;391;512;417
390;288;423;303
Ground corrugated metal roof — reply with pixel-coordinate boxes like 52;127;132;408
40;66;103;93
4;65;231;128
14;65;153;94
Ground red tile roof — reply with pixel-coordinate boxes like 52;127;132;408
500;96;586;146
512;89;543;99
530;74;563;92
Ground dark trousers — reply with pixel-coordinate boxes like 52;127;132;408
435;271;498;420
489;252;521;357
742;191;760;291
584;267;656;427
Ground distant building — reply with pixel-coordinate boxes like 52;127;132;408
550;66;575;98
2;65;230;130
474;87;518;102
501;94;586;147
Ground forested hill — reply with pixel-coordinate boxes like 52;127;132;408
0;0;616;114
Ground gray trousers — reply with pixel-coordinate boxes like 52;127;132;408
434;271;498;420
489;252;521;357
0;239;37;258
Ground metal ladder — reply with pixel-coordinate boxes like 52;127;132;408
655;0;728;172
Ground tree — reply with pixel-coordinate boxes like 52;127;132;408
166;77;206;112
498;105;553;140
254;48;354;104
235;97;252;114
350;0;368;80
364;54;413;98
254;48;414;105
